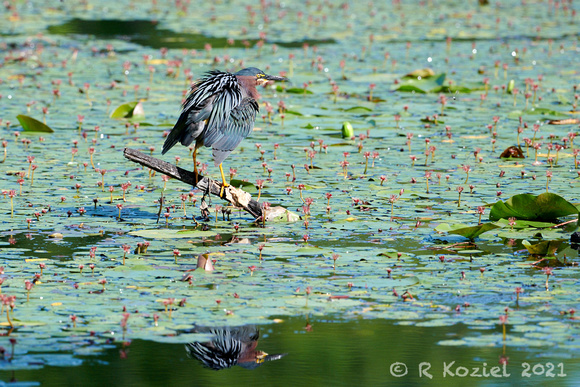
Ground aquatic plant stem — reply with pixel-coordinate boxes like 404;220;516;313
6;307;13;327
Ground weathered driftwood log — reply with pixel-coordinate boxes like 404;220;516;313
123;148;263;219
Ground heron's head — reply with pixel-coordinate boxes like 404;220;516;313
235;67;288;85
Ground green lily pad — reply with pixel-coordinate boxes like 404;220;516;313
432;84;482;93
343;106;373;113
392;73;446;93
16;114;54;133
230;179;255;189
522;239;565;256
285;110;304;116
129;228;216;238
110;101;145;119
281;87;313;94
448;223;501;240
494;218;556;229
507;108;570;120
436;222;501;240
392;72;481;94
489;193;578;221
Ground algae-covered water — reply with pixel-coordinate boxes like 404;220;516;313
0;0;579;385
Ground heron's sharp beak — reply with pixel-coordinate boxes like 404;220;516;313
264;74;288;82
256;351;268;363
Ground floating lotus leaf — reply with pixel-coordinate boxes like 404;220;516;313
435;222;501;240
285;110;304;116
494;218;558;230
16;114;54;133
507;108;570;120
343;106;373;113
230;179;255;189
128;228;216;238
392;73;446;93
281;87;313;94
489;193;579;221
110;101;145;119
448;223;501;240
522;239;565;256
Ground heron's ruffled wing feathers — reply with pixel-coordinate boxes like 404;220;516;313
202;79;243;147
181;70;231;111
211;98;259;166
162;70;241;154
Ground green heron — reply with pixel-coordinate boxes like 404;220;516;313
185;325;286;370
162;67;287;195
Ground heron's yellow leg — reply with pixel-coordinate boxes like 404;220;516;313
192;147;199;185
219;163;229;197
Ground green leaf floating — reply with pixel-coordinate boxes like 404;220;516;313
280;86;313;94
392;73;446;93
393;73;483;93
507;108;570;121
128;228;216;238
436;222;500;240
110;101;145;119
489;193;578;221
16;114;54;133
343;106;373;113
522;239;565;256
494;218;556;229
448;223;501;240
230;179;256;189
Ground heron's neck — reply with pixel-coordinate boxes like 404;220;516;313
237;76;260;100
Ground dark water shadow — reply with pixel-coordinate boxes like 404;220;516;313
47;19;336;49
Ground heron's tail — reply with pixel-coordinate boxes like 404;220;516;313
161;122;183;155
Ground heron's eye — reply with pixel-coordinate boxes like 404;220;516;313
256;73;265;78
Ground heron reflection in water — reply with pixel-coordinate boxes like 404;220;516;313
185;325;286;370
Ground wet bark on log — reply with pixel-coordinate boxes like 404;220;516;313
123;148;263;219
